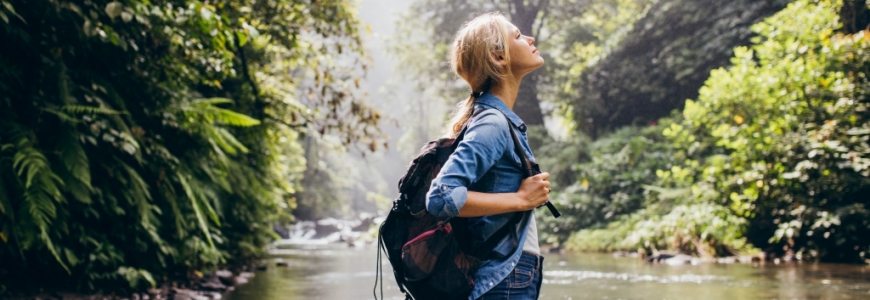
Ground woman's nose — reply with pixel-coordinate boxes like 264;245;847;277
528;36;535;45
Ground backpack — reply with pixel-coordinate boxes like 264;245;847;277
373;109;536;300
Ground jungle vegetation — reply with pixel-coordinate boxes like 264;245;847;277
0;0;382;294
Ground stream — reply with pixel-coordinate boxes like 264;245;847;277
224;243;870;300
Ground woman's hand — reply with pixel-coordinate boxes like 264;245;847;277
515;172;550;211
455;172;552;217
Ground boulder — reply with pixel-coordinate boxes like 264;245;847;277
214;270;234;286
196;275;227;292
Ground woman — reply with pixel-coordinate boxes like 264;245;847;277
425;12;552;300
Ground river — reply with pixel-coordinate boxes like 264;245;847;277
224;244;870;300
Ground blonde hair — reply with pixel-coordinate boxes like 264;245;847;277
444;12;513;137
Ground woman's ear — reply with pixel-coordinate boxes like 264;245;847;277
491;51;506;66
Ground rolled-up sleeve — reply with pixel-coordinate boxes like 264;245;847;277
425;112;510;218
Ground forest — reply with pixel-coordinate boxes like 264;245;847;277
1;0;868;296
389;0;870;263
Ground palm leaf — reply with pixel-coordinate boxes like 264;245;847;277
176;98;261;127
213;108;260;127
177;174;215;249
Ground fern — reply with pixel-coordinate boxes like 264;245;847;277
61;104;123;116
9;136;69;272
59;129;92;204
40;107;80;124
41;99;124;125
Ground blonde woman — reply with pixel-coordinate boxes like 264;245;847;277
426;12;552;300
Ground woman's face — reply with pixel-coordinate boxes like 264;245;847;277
501;20;544;78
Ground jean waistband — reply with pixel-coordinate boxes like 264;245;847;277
519;251;544;271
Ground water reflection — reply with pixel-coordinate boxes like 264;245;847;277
225;245;870;300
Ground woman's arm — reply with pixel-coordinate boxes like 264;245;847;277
426;112;509;218
457;172;551;217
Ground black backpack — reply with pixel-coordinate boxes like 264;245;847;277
373;109;556;300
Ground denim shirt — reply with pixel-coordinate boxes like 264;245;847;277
425;93;537;300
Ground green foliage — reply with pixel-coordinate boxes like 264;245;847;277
568;0;870;262
538;121;677;246
567;204;756;257
0;0;380;294
663;0;870;262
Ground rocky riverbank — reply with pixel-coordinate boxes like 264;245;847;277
609;250;768;266
4;269;256;300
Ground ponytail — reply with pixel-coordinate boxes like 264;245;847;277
445;96;477;137
444;77;494;137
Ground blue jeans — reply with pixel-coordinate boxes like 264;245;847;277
478;252;544;300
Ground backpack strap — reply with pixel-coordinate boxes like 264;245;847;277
507;120;535;177
507;117;562;218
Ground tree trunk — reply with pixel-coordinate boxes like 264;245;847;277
839;0;870;34
510;0;546;127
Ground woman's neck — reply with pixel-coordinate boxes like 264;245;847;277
488;77;521;110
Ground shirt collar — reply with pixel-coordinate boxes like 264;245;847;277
474;93;528;132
